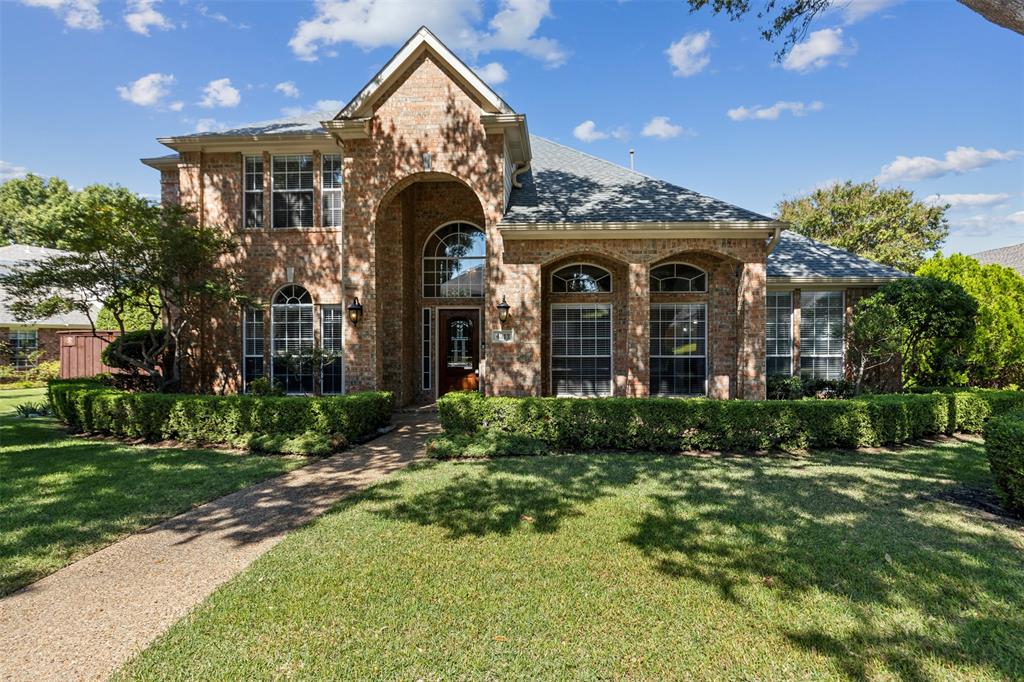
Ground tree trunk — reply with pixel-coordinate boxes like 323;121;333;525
958;0;1024;35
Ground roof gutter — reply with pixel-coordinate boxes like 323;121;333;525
766;224;783;254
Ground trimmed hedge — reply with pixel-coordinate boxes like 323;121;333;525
48;380;393;455
984;411;1024;515
438;389;1024;454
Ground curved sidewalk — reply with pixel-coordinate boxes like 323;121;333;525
0;412;437;682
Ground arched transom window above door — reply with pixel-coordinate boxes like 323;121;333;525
551;263;613;293
650;263;707;293
423;222;485;298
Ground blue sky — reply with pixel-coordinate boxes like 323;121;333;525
1;0;1022;255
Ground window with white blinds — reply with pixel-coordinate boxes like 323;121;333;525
242;307;264;391
422;308;432;391
550;304;612;397
650;304;707;396
322;153;343;228
321;306;344;394
800;291;845;380
243;156;264;229
271;285;315;393
272;155;313;229
766;292;793;377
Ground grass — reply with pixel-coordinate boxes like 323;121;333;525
118;439;1024;680
0;387;308;596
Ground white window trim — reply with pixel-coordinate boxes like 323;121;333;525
8;328;38;370
422;307;432;392
649;262;708;294
241;307;264;392
321;153;343;229
422;221;486;299
649;303;708;397
320;305;345;395
766;291;794;377
243;155;264;230
271;154;314;230
550;262;614;294
550;302;614;398
799;290;846;380
270;287;315;394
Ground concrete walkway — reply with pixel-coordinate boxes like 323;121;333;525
0;412;438;682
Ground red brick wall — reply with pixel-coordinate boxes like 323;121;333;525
165;49;777;401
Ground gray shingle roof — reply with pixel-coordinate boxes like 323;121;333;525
169;111;332;139
767;231;909;281
972;242;1024;276
502;137;774;224
0;244;97;327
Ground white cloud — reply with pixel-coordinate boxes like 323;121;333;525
280;100;344;118
877;146;1022;183
840;0;899;24
1009;210;1024;224
782;28;855;73
572;120;627;143
923;193;1011;209
124;0;173;35
641;116;688;140
169;100;184;112
21;0;102;30
275;81;301;98
0;161;30;182
195;3;246;28
116;73;175;107
666;30;711;77
289;0;566;67
475;62;508;85
199;78;241;108
727;100;824;121
195;118;226;133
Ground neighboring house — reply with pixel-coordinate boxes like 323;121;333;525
142;26;905;402
0;244;94;369
973;242;1024;276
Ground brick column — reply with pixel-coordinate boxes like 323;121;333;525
485;262;541;396
626;262;650;397
736;261;767;399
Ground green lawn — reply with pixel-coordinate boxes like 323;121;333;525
119;439;1024;680
0;387;308;596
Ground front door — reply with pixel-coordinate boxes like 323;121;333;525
438;309;480;395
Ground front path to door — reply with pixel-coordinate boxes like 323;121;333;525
0;410;439;682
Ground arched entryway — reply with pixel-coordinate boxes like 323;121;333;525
373;173;487;405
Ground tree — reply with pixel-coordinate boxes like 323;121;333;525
0;187;243;391
847;296;903;394
0;174;77;248
861;276;978;388
96;290;162;332
776;181;948;272
917;253;1024;387
684;1;1023;59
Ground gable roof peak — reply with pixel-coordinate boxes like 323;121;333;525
334;25;514;120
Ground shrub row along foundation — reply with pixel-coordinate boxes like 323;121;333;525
436;389;1024;455
48;380;393;455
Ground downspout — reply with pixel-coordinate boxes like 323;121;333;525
766;225;783;254
511;161;531;189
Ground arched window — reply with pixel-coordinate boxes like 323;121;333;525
271;284;315;394
650;263;707;293
423;222;485;298
551;263;612;293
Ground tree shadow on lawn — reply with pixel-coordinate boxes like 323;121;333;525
370;443;1023;680
0;416;299;596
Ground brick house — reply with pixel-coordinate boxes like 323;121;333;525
143;27;905;403
0;244;95;370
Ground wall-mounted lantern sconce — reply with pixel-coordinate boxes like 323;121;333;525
347;297;363;325
496;295;511;323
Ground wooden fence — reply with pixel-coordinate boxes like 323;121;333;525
57;331;120;379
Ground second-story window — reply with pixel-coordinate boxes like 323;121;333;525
243;156;263;229
272;154;313;229
322;153;343;228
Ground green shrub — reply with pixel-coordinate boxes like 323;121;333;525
984;411;1024;515
14;401;51;417
47;380;392;455
100;329;169;373
438;389;1021;454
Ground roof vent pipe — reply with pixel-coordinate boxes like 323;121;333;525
629;149;635;171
